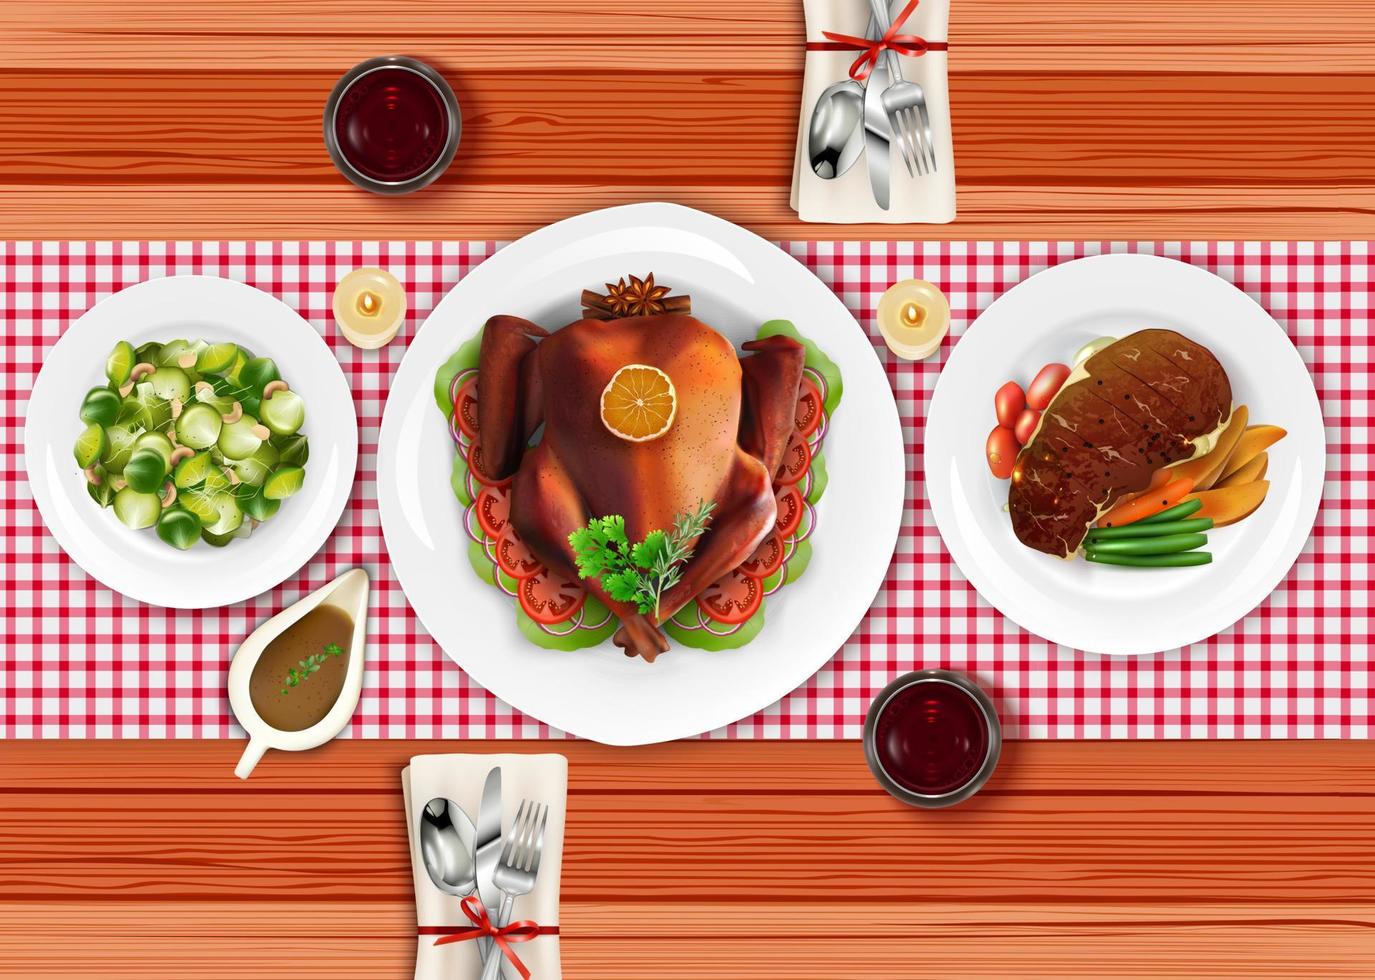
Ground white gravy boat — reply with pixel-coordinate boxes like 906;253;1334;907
228;567;370;779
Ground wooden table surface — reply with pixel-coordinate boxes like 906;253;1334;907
2;0;1374;239
0;740;1372;978
5;1;1373;976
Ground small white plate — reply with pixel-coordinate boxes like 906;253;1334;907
25;276;358;609
377;203;905;744
925;253;1325;655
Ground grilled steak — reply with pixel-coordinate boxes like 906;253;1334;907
1009;329;1232;557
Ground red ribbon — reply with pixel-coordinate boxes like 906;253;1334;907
420;895;559;980
808;0;948;82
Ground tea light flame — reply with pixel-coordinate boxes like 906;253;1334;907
357;290;382;317
901;302;925;328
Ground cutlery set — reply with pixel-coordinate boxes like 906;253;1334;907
809;1;938;210
421;766;550;979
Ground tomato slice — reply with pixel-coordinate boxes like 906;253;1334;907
467;438;512;489
475;484;511;539
696;568;763;625
774;485;804;538
453;376;480;440
774;429;812;485
794;376;824;439
738;531;785;580
495;524;544;579
519;569;586;624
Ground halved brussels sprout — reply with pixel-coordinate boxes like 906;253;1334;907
123;447;169;494
87;473;117;508
259;388;305;437
218;414;265;460
100;425;140;474
134;431;175;466
202;465;233;493
274;433;310;467
193;383;236;416
242;486;281;521
156;507;201;550
105;340;136;387
178;487;220;527
204;492;244;536
147;367;191;403
134;341;162;367
113;487;161;530
239;357;280;397
263;464;306;500
226;442;279;486
154;339;205;369
80;386;121;427
172;450;215;489
195;342;239;376
175;402;222;450
124;382;171;431
74;423;108;468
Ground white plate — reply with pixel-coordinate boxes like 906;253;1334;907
925;253;1325;655
377;203;904;744
25;276;358;609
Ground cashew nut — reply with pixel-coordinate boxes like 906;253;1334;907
249;424;271;441
226;469;241;486
177;352;198;369
261;380;289;400
194;380;215;397
130;362;155;382
84;465;103;486
170;397;183;420
110;476;127;492
169;446;195;466
118;382;134;398
160;483;177;508
220;401;243;424
167;428;180;447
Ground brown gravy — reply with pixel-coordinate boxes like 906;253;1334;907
249;604;353;732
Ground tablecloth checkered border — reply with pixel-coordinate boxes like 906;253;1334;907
0;240;1368;740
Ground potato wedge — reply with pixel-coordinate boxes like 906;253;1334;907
1217;425;1286;484
1183;480;1269;527
1167;405;1249;491
1217;451;1268;488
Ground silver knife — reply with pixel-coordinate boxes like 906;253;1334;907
474;766;503;963
863;59;892;211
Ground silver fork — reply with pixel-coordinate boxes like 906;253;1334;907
478;799;550;980
868;0;938;176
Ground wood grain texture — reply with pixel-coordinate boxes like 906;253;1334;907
2;0;1374;237
0;740;1372;977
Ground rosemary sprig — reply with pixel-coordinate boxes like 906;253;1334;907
280;642;345;695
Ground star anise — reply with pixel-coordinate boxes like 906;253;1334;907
604;274;671;316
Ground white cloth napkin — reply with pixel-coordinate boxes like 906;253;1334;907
403;753;568;980
790;0;955;223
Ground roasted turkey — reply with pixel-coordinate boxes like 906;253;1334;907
475;313;805;660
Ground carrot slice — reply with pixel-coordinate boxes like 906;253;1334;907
1096;477;1195;529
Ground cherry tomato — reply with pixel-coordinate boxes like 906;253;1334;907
475;484;511;539
1013;407;1041;445
986;425;1018;479
994;380;1025;428
697;568;763;625
774;484;804;538
495;524;544;579
453;376;480;440
775;429;812;485
519;569;586;625
467;439;513;489
738;531;785;579
794;376;825;439
1026;363;1071;411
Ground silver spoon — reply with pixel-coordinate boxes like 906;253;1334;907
808;79;865;179
420;797;478;899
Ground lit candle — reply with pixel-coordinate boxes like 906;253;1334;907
333;268;406;349
876;279;950;361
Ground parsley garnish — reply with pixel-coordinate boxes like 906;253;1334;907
568;501;716;619
280;642;345;695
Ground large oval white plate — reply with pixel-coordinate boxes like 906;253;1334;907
926;253;1325;655
25;276;359;609
377;203;904;744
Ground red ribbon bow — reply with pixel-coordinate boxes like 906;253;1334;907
809;0;948;82
421;895;559;980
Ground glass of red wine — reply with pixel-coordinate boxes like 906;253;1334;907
324;56;461;195
863;670;1001;808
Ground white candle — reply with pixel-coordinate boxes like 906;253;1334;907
876;279;950;361
333;268;407;349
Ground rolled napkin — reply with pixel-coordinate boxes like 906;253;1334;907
790;0;955;223
403;753;568;980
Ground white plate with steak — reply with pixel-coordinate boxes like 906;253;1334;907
926;254;1325;656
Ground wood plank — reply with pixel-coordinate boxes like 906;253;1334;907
3;0;1373;73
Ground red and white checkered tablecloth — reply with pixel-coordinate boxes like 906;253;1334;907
1;241;1367;740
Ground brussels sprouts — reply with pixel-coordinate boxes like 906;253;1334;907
156;507;201;550
274;433;310;466
217;414;265;460
105;340;136;387
239;357;280;397
259;388;305;437
79;386;121;427
147;367;191;403
154;339;205;370
226;442;278;486
177;487;219;527
204;492;244;536
86;473;117;508
134;341;163;366
195;342;239;376
100;425;140;474
134;431;175;466
74;423;108;468
172;450;215;489
124;382;171;431
123;447;169;494
113;487;161;530
175;402;222;450
242;486;281;522
263;464;306;500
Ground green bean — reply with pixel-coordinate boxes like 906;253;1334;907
1085;532;1208;556
1086;551;1213;568
1085;518;1213;541
1133;498;1203;525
